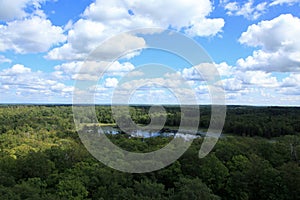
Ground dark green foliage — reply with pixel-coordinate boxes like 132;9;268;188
173;178;220;200
0;105;299;199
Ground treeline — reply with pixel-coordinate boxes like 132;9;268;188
223;106;300;138
1;105;300;138
0;105;299;199
95;105;300;138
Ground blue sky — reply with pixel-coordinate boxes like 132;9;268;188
0;0;300;105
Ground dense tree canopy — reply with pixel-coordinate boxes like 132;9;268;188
0;105;299;199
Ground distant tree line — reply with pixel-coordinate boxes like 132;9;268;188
1;105;300;138
94;105;300;138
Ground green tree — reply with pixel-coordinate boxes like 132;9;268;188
13;178;46;200
133;179;165;200
279;162;300;200
174;177;220;200
57;179;88;200
198;153;229;194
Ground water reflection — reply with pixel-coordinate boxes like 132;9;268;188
99;126;204;141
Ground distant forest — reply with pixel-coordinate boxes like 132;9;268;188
0;105;299;199
95;105;300;138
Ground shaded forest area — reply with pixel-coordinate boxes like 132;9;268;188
0;105;299;199
94;105;300;138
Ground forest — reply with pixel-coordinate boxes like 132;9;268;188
0;105;299;199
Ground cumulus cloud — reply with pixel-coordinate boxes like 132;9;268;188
45;43;86;61
0;0;28;20
84;0;224;34
238;70;279;88
83;0;130;22
237;14;300;72
222;0;267;20
112;75;198;105
65;19;106;54
104;78;119;88
237;50;300;72
0;16;66;53
185;18;225;37
125;0;224;36
222;78;243;91
270;0;300;6
215;62;234;76
46;23;146;61
281;73;300;87
0;55;11;63
54;61;135;81
239;14;300;51
182;62;233;82
222;0;300;20
0;64;73;101
0;0;47;21
1;64;32;75
182;67;203;81
277;73;300;95
90;33;146;61
46;0;224;61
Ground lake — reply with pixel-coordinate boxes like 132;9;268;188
99;126;205;141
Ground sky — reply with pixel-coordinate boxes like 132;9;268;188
0;0;300;105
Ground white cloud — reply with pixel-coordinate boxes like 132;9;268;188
1;64;32;74
238;14;300;72
222;78;243;91
182;62;233;82
83;0;130;22
0;0;48;21
196;84;209;94
0;16;66;53
239;14;300;51
0;64;73;102
185;18;225;37
0;55;11;63
222;0;300;20
218;69;278;91
279;87;300;95
281;73;300;87
278;73;300;95
53;61;83;79
54;61;135;81
45;43;86;61
67;19;106;53
125;0;212;27
182;67;203;81
120;50;142;60
223;0;267;20
46;0;224;61
114;77;197;104
46;22;146;61
104;78;119;88
237;50;300;72
91;33;146;61
215;62;234;76
84;0;223;33
238;70;279;88
125;0;224;36
0;0;52;23
108;62;135;74
0;0;28;21
270;0;300;6
125;70;144;77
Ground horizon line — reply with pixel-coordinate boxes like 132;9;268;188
0;103;300;108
